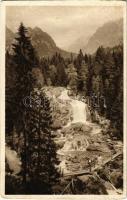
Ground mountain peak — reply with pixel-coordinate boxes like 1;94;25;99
6;26;70;58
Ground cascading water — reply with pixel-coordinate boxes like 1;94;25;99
58;89;92;173
59;89;89;124
70;100;87;123
58;89;106;173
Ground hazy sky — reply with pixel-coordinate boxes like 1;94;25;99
6;6;123;49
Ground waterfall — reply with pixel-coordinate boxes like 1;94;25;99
59;89;88;124
70;100;87;123
57;89;107;175
58;89;90;154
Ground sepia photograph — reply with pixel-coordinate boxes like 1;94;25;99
0;1;126;197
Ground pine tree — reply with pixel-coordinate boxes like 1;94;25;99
10;23;39;184
95;46;105;64
40;57;49;85
109;46;123;139
48;64;57;85
84;53;88;63
56;61;67;86
25;89;60;194
50;53;67;86
66;63;78;92
87;55;94;96
77;60;89;94
75;49;84;70
6;51;17;135
104;52;117;118
11;22;38;131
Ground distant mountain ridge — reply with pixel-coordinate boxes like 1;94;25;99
6;26;71;58
83;19;123;54
6;18;123;57
66;35;90;53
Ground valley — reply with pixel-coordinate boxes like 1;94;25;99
5;9;124;194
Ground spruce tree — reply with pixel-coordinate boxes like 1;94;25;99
77;60;89;94
95;46;105;64
76;49;84;70
84;53;88;63
26;89;60;194
11;23;38;184
66;63;78;92
56;61;67;86
12;22;38;131
104;52;117;118
87;55;94;96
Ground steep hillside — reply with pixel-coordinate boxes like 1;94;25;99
83;19;123;54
